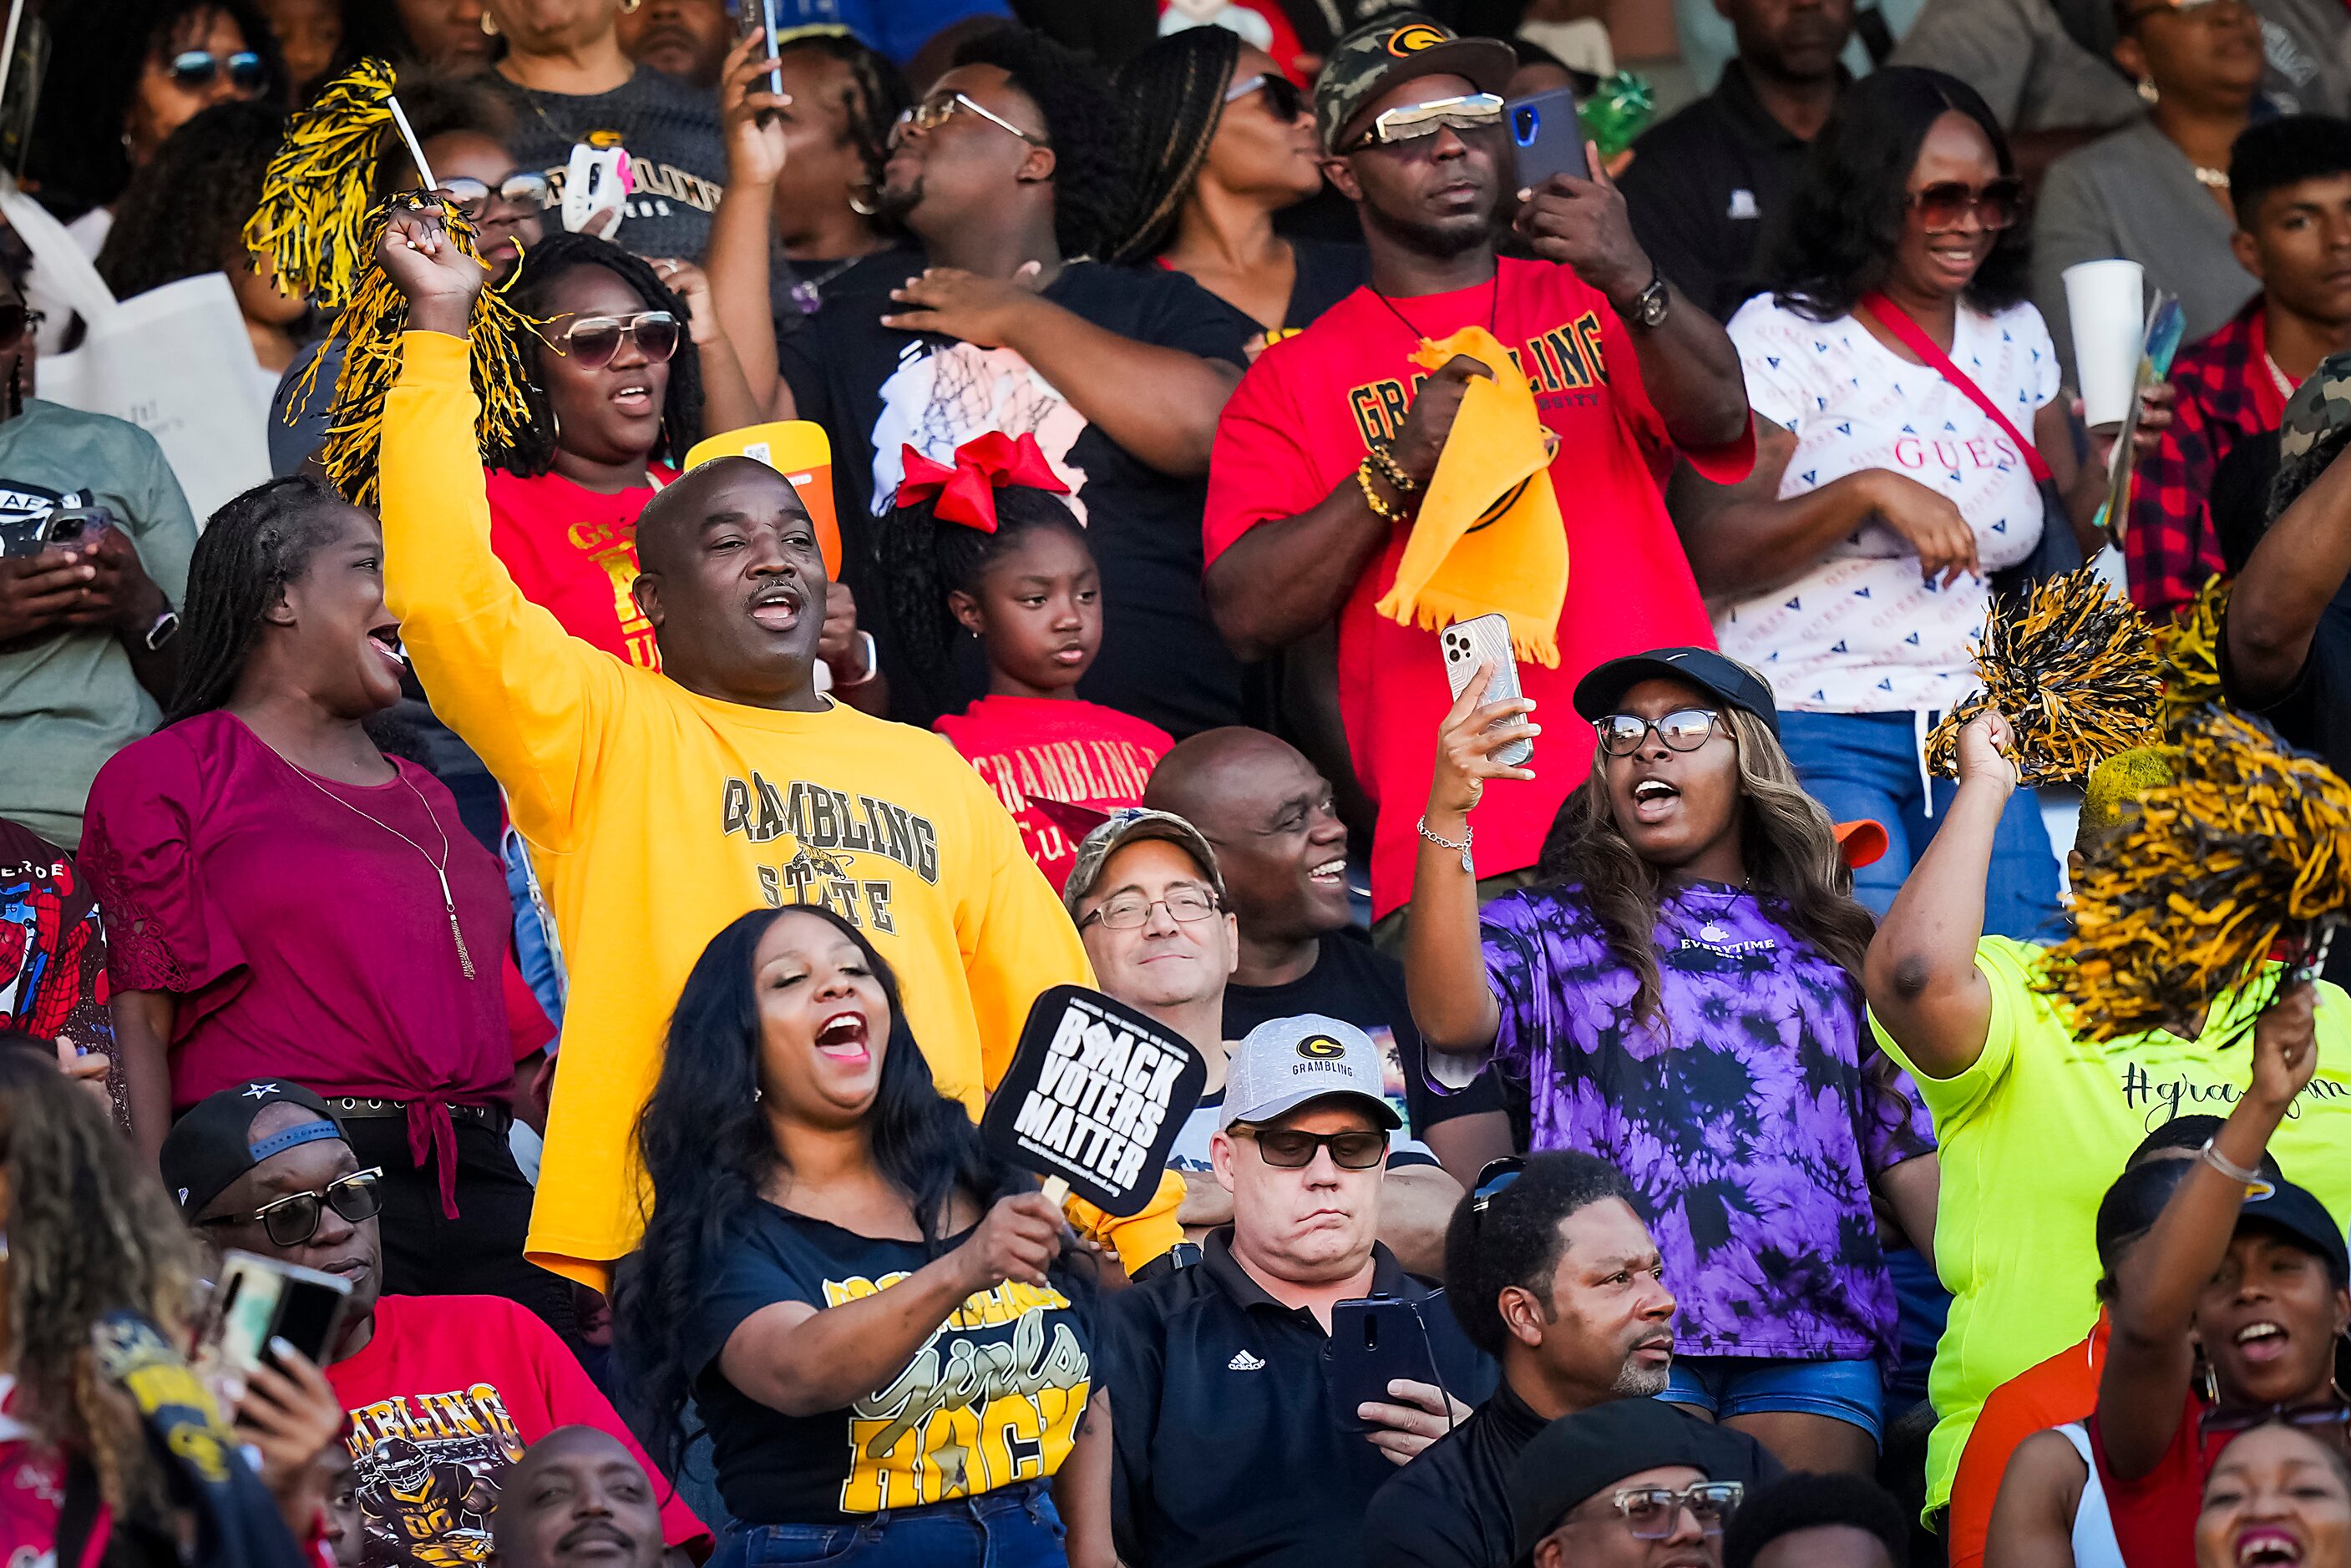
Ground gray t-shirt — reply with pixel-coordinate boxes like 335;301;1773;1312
491;66;727;260
0;400;197;847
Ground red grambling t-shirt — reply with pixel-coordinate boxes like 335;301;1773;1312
935;695;1173;891
484;464;679;669
1204;258;1752;918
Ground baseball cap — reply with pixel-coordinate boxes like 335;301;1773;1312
1061;807;1227;918
1573;647;1781;737
1508;1400;1754;1562
2237;1173;2351;1285
1219;1014;1403;1131
2278;348;2351;464
160;1080;347;1221
1314;13;1517;154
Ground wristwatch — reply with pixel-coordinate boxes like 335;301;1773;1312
1623;264;1670;330
141;607;181;652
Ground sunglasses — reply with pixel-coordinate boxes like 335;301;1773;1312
0;303;44;351
1596;708;1724;758
199;1167;386;1248
1469;1156;1526;1232
1600;1482;1745;1540
889;92;1046;150
1231;1125;1387;1170
443;171;550;219
1225;73;1306;125
1077;885;1219;933
1352;92;1505;150
2201;1400;2351;1440
553;311;681;368
1908;176;2025;232
168;49;266;92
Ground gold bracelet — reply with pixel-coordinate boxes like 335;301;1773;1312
1356;457;1402;520
1369;440;1417;494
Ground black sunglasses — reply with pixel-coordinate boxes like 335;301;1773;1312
554;311;681;369
199;1167;385;1248
1232;1125;1387;1170
2201;1399;2351;1440
168;49;266;92
1595;708;1724;758
1224;73;1306;126
1908;177;2024;233
1469;1156;1526;1232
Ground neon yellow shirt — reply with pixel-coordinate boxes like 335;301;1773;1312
380;331;1177;1287
1871;936;2351;1514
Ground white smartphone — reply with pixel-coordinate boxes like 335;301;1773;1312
1440;613;1533;767
562;141;632;238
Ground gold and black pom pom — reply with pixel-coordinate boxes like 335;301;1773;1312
1926;567;2163;785
243;57;403;311
2152;574;2232;740
2037;707;2351;1041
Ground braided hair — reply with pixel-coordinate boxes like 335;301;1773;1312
873;479;1092;705
774;29;911;219
0;1048;202;1525
952;28;1134;261
94;99;287;301
1109;26;1240;265
502;233;702;478
168;475;352;722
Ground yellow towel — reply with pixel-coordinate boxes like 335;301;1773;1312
1374;326;1568;666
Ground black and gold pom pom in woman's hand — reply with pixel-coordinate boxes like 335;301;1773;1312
2038;708;2351;1042
1926;566;2163;785
243;57;403;311
2151;574;2232;740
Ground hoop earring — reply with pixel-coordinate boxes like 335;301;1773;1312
848;189;879;217
480;9;499;33
2137;77;2160;105
618;0;641;13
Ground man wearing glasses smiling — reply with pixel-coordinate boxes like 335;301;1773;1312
1506;1398;1761;1568
163;1080;712;1567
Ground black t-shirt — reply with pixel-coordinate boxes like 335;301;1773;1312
1222;932;1503;1133
782;257;1256;736
684;1201;1097;1525
492;68;727;259
772;245;925;340
1281;239;1371;333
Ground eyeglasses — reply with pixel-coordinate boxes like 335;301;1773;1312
1595;708;1725;758
1350;92;1505;150
1468;1156;1526;1231
198;1167;385;1248
553;311;681;368
1597;1482;1745;1540
889;92;1046;150
1225;73;1306;125
1232;1126;1388;1169
2201;1400;2351;1440
0;304;45;350
443;171;550;219
1908;177;2025;233
168;49;266;92
1077;885;1219;932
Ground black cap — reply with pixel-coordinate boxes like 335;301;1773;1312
1573;647;1781;737
1314;13;1517;153
160;1080;347;1221
2239;1174;2351;1285
1509;1400;1751;1561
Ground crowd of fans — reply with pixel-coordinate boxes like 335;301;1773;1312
4;0;2351;1564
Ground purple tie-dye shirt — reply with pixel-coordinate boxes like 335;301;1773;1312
1472;881;1935;1362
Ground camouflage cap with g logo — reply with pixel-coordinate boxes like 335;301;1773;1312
1314;11;1518;153
2278;349;2351;461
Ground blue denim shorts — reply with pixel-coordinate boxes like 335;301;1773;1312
712;1480;1066;1568
1660;1354;1885;1444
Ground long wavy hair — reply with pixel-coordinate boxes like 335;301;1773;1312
0;1049;202;1523
1761;66;2029;324
614;905;1035;1479
1537;703;1877;1029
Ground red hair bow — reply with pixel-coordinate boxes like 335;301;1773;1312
894;432;1068;534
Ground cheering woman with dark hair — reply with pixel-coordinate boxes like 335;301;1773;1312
79;476;558;1321
1686;66;2139;938
874;432;1172;891
618;903;1112;1568
1109;27;1363;356
1405;647;1940;1476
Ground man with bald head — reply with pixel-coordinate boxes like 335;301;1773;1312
367;202;1177;1292
1146;728;1513;1181
492;1428;666;1568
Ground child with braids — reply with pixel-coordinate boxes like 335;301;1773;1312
880;432;1173;893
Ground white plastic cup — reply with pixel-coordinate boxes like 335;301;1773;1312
2064;259;2147;427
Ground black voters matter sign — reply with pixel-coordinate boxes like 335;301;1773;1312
982;986;1206;1216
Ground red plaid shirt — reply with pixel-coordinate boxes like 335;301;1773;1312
2126;302;2289;620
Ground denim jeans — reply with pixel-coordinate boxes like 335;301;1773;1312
1776;709;2062;941
712;1482;1067;1568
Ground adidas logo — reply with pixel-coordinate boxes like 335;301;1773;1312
1228;1349;1266;1372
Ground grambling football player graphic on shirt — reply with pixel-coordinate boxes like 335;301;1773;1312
346;1386;526;1566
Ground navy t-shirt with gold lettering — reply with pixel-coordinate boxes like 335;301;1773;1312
686;1201;1097;1525
493;67;726;259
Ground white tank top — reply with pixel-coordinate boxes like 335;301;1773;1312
2058;1422;2126;1568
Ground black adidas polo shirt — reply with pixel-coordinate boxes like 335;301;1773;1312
1103;1228;1496;1568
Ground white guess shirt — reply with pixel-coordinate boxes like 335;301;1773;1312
1715;296;2062;713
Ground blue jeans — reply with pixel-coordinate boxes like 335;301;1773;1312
1662;1355;1885;1444
1777;709;2062;941
712;1483;1067;1568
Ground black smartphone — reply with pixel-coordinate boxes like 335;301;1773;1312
736;0;782;99
0;501;110;559
1507;85;1584;190
199;1251;352;1378
1324;1296;1443;1434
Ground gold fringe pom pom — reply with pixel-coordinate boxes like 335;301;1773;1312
2152;574;2232;740
1925;566;2162;785
308;195;539;508
244;57;401;311
2037;708;2351;1041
